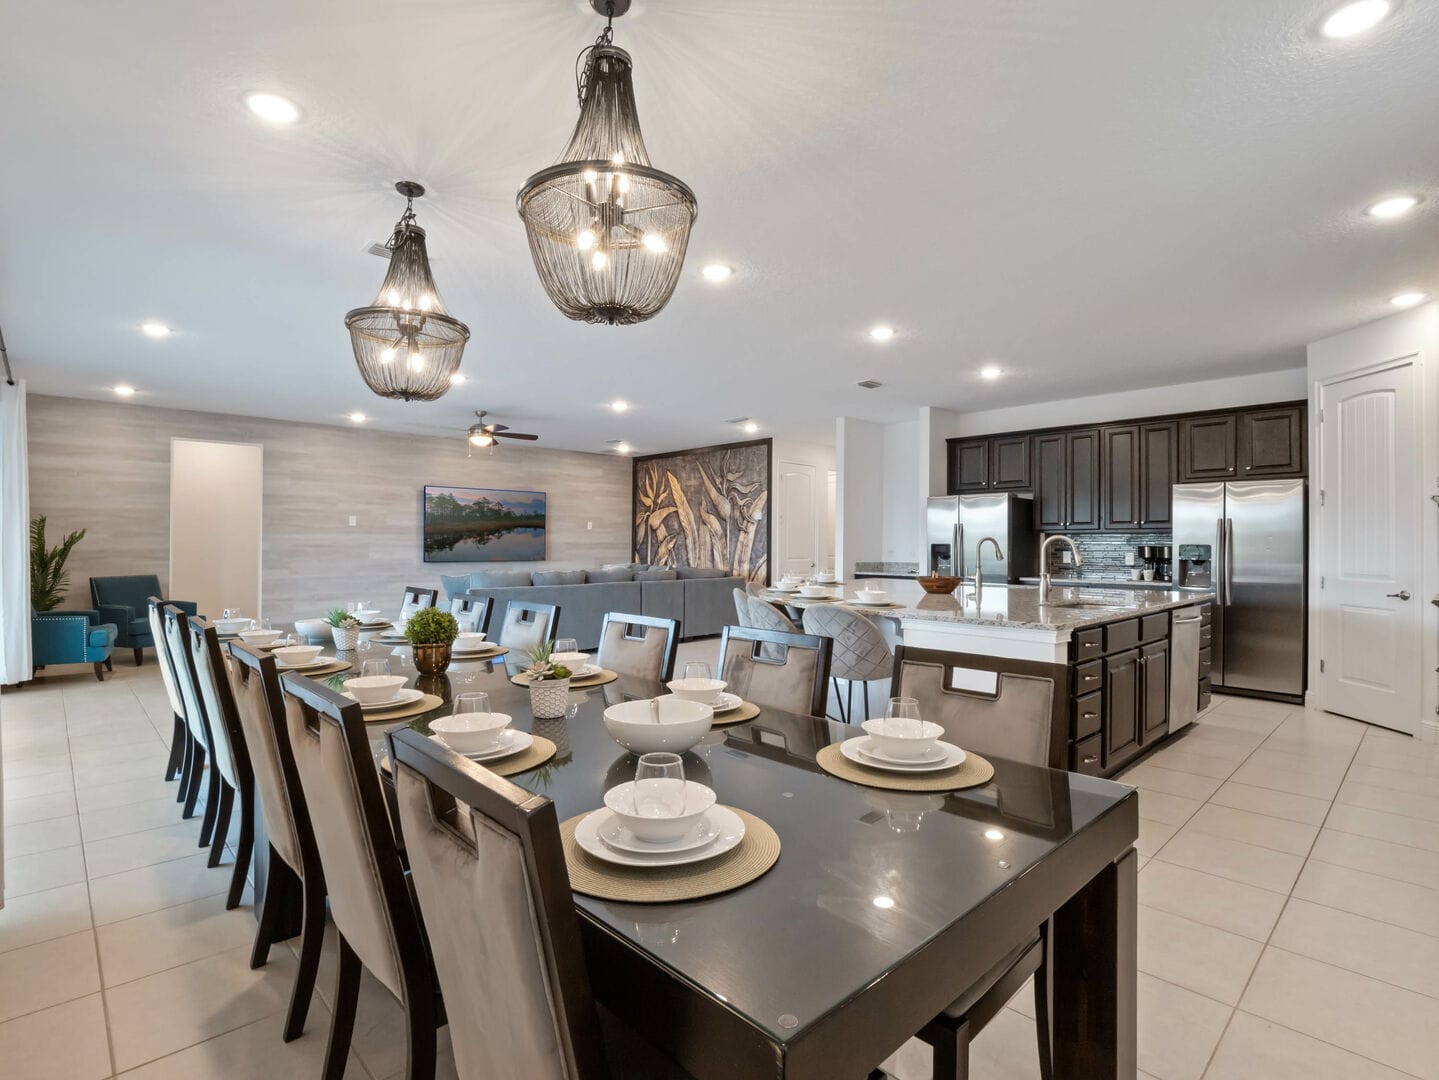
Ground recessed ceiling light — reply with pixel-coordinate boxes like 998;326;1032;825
700;263;732;282
1366;194;1420;219
1389;291;1429;308
980;365;1002;380
449;372;466;385
113;385;136;397
245;92;300;124
1321;0;1391;38
742;421;759;434
615;441;632;454
140;322;172;338
984;828;1005;841
868;325;896;342
610;399;630;413
348;411;367;423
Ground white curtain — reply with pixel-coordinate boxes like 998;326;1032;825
0;378;30;684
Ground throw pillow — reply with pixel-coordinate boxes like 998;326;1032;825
676;566;729;579
470;569;534;589
531;570;587;586
588;567;635;583
634;567;678;581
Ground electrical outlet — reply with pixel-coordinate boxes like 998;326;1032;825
1124;552;1135;566
1061;550;1072;564
348;515;357;527
586;521;592;530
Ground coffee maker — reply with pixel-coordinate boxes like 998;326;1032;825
1136;545;1173;582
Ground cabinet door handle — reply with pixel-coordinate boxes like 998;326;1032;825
1082;674;1100;682
1081;712;1098;720
1082;755;1099;765
1082;641;1100;648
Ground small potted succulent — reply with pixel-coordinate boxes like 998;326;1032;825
325;608;362;651
524;642;572;719
405;606;459;674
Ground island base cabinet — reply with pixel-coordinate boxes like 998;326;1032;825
1139;640;1170;742
1103;650;1142;771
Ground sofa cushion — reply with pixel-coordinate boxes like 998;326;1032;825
588;566;635;583
676;566;729;579
471;569;534;589
634;567;677;581
531;570;586;586
439;574;472;601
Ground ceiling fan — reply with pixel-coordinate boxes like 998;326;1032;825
467;410;539;452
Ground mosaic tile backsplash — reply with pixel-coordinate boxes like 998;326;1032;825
1041;530;1174;579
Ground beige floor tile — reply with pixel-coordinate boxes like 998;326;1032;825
70;740;172;770
1292;860;1439;938
107;944;300;1072
1227;760;1342;801
1141;746;1237;779
1168;729;1260;758
1136;817;1179;857
84;819;208;878
1138;861;1286;942
2;752;72;780
1183;803;1318;857
1135;972;1231;1080
0;930;101;1024
1212;697;1295;722
89;851;233;925
1;789;78;826
1137;906;1262;1006
77;774;183;813
1353;743;1439;778
72;752;172;790
99;893;258;987
1244;746;1352;778
1120;763;1224;802
1309;829;1439;891
1343;763;1439;797
1270;898;1439;999
1336;780;1439;825
1155;828;1304;894
965;1004;1044;1080
1241;948;1439;1079
3;844;87;898
1205;1010;1415;1080
1133;789;1204;826
80;794;189;842
1324;803;1439;854
0;993;112;1080
1207;780;1332;826
3;770;76;800
4;814;81;857
0;882;94;955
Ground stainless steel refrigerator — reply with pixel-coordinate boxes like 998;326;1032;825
1171;480;1306;698
925;494;1039;582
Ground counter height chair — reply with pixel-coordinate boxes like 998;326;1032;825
450;594;493;635
228;640;327;1042
389;730;695;1080
147;597;189;784
716;626;832;718
280;675;442;1080
881;645;1065;1080
801;604;894;724
400;586;439;621
498;601;561;657
731;587;754;628
163;605;216;829
747;595;800;635
596;612;679;682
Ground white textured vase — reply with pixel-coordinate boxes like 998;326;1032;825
331;624;360;651
529;678;571;720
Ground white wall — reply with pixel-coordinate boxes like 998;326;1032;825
771;436;837;577
836;417;884;579
881;420;922;565
1307;303;1439;728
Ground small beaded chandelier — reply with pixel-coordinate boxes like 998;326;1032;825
345;181;470;401
517;0;697;326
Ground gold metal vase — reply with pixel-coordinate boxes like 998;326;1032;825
411;642;452;675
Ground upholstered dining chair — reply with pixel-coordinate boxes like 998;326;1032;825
147;597;189;784
162;605;216;829
801;604;894;724
596;612;679;682
227;640;327;1043
279;674;442;1080
498;601;561;656
91;573;195;665
450;594;492;635
746;594;801;635
731;587;754;628
400;586;439;620
187;616;256;903
388;730;694;1080
715;626;832;718
881;645;1067;1080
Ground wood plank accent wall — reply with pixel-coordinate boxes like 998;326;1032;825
27;395;632;622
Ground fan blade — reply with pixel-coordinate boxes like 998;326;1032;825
488;423;510;433
494;431;539;441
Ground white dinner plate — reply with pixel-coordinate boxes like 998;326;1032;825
857;739;949;767
568;663;601;678
429;728;533;761
848;598;901;607
374;634;410;645
574;806;745;868
275;654;336;671
451;645;501;658
343;687;424;711
598;810;724;855
710;691;743;714
840;737;967;773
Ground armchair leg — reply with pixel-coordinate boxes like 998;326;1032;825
133;647;144;666
105;657;113;672
93;661;105;682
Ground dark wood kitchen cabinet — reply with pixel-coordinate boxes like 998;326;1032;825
989;434;1030;489
1101;426;1140;530
1104;422;1177;530
948;435;1030;491
1139;639;1170;742
1138;421;1178;527
949;439;989;491
1033;433;1066;529
1238;405;1304;477
1179;413;1238;480
1035;429;1100;532
1103;648;1141;770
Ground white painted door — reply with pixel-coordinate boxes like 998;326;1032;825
1319;362;1421;732
776;461;817;579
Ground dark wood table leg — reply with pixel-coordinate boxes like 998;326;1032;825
1050;846;1137;1079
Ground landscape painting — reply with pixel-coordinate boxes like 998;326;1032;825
423;485;547;563
632;439;771;583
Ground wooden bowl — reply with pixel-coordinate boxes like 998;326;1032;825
916;575;963;594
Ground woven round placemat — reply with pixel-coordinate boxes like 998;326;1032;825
359;692;444;723
559;807;780;903
815;743;994;792
711;701;760;726
487;735;557;777
282;659;352;678
450;645;509;662
510;669;618;690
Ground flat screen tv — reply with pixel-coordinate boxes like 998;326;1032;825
422;485;547;563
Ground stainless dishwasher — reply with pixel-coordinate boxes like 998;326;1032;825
1169;610;1202;734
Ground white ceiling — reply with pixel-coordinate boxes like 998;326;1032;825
3;0;1437;452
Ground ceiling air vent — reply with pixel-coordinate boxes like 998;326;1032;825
724;416;751;425
856;379;882;390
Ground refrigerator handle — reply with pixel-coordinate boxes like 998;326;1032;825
1214;519;1226;606
954;523;964;578
1224;518;1235;604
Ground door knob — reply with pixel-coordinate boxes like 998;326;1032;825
1386;590;1412;601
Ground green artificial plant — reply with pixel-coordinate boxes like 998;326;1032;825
30;515;86;611
404;606;458;645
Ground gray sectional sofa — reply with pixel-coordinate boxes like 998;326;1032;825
439;565;742;651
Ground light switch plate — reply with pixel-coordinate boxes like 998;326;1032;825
1061;550;1072;564
348;515;357;527
1125;552;1135;566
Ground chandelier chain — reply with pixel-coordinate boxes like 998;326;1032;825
575;2;617;107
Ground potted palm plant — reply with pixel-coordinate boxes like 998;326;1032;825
524;642;573;719
405;606;459;674
30;516;86;611
325;608;361;651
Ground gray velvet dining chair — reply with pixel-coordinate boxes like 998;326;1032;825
449;594;492;635
715;626;832;718
147;596;189;785
400;586;439;620
596;612;679;682
162;605;216;830
498;601;561;656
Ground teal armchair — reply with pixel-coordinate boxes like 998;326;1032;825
32;610;118;681
89;575;196;665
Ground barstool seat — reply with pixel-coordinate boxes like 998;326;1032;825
801;604;893;723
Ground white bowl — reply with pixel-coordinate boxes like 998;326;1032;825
799;584;831;597
454;632;488;651
603;697;714;754
666;677;727;707
551;650;589;666
238;629;282;646
603;780;717;843
816;572;836;582
861;718;945;761
292;618;330;644
855;590;889;603
273;644;323;667
353;609;383;622
213;618;251;635
430;712;512;753
343;675;407;705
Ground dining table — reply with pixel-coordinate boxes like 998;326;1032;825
262;632;1139;1080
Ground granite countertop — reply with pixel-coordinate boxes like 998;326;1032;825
857;582;1214;633
1018;576;1210;594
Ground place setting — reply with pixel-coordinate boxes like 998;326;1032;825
666;661;758;725
272;643;352;677
337;658;437;720
346;600;393;631
449;629;507;660
816;696;994;792
509;638;616;688
843;585;905;609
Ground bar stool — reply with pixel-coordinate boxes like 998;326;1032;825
801;604;893;724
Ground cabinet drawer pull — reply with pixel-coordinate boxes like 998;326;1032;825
1082;712;1098;720
1082;641;1100;648
1082;755;1099;765
1082;674;1099;682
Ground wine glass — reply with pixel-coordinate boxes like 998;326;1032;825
886;696;922;738
683;661;712;683
555;637;578;657
455;691;490;717
360;659;391;679
634;752;686;818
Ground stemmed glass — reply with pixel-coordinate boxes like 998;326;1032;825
683;661;712;683
886;696;922;738
455;691;490;717
634;752;686;818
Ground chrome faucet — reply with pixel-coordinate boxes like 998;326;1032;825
1039;535;1083;605
971;536;1005;609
